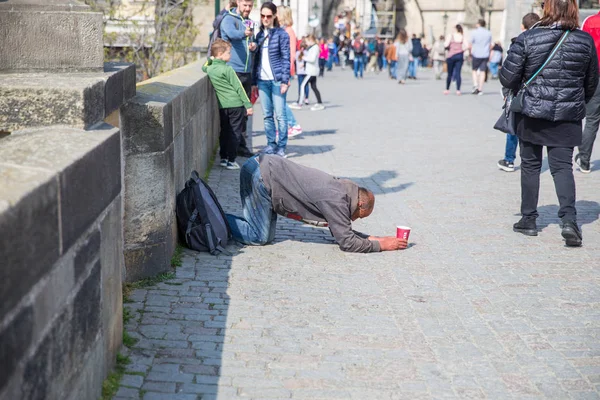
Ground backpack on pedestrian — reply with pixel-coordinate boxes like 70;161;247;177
353;39;365;55
208;9;228;56
176;171;232;255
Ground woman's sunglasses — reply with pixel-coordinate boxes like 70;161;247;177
261;14;273;19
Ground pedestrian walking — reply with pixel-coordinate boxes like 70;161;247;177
289;35;325;111
395;29;412;84
576;6;600;174
326;37;337;71
352;33;365;78
377;37;385;71
277;5;302;139
219;0;257;157
366;39;378;72
252;2;291;158
318;37;328;77
431;35;446;80
203;39;253;171
497;12;540;173
444;25;467;95
489;42;503;79
408;34;422;79
500;0;598;246
384;38;397;79
225;155;408;252
293;43;310;106
470;19;493;95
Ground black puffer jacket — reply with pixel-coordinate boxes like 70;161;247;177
500;26;599;122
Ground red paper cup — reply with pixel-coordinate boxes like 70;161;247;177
396;226;411;240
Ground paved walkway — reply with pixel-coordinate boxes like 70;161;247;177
116;68;600;400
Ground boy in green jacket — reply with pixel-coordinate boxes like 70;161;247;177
203;39;253;170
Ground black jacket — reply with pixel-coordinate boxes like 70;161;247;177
500;26;599;122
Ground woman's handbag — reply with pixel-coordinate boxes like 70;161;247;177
510;30;570;113
494;92;517;135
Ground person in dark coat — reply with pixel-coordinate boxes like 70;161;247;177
499;0;599;247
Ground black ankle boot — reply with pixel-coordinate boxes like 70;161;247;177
561;220;582;247
513;216;538;236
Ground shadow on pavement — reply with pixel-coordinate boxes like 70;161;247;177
537;200;600;230
590;159;600;172
342;170;414;196
271;220;337;245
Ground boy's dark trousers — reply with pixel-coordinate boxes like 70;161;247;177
235;72;253;155
219;107;246;162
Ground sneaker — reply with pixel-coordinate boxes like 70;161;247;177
275;148;287;158
472;88;481;95
226;161;240;170
513;216;538;236
575;154;591;174
561;220;582;247
220;159;228;167
497;159;515;172
304;99;310;105
289;103;302;110
288;126;302;138
478;91;484;96
310;103;325;111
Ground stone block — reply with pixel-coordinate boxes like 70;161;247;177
0;306;34;393
72;261;102;353
100;196;124;371
0;64;135;131
0;6;103;72
60;132;121;251
124;243;171;283
0;171;60;322
74;229;101;281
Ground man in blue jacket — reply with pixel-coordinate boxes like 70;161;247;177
220;0;257;157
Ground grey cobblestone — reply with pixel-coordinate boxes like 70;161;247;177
116;68;600;398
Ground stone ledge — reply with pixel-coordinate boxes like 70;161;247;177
0;63;136;131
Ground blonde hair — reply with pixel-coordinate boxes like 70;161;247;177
277;5;293;27
210;38;231;57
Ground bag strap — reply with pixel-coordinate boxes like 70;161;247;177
523;30;570;88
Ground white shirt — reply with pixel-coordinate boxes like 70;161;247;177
260;29;275;80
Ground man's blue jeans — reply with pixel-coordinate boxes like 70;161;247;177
408;59;418;78
353;56;364;77
505;134;518;163
285;103;297;129
258;80;288;150
226;156;277;245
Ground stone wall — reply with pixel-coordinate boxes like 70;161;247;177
0;125;124;400
120;60;220;282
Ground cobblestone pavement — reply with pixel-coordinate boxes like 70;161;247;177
116;68;600;400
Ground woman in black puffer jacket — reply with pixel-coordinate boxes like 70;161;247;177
499;0;598;247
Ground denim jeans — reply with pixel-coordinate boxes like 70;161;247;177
489;62;500;77
353;56;364;77
285;103;297;129
408;59;418;78
505;134;518;163
389;60;397;79
258;79;288;151
446;54;464;91
226;156;278;245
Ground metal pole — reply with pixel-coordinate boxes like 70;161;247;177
215;0;220;18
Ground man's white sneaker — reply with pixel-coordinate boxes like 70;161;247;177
220;159;228;167
310;103;325;111
289;103;302;110
226;161;240;170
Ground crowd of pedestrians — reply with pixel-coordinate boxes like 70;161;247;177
206;0;598;248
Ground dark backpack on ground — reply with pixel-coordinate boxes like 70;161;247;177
176;171;231;255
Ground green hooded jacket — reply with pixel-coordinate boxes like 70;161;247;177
202;58;252;109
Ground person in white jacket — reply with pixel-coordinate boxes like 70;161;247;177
289;35;324;111
395;29;412;84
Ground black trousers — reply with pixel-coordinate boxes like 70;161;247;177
519;139;577;221
304;76;322;104
219;107;246;162
235;72;252;149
